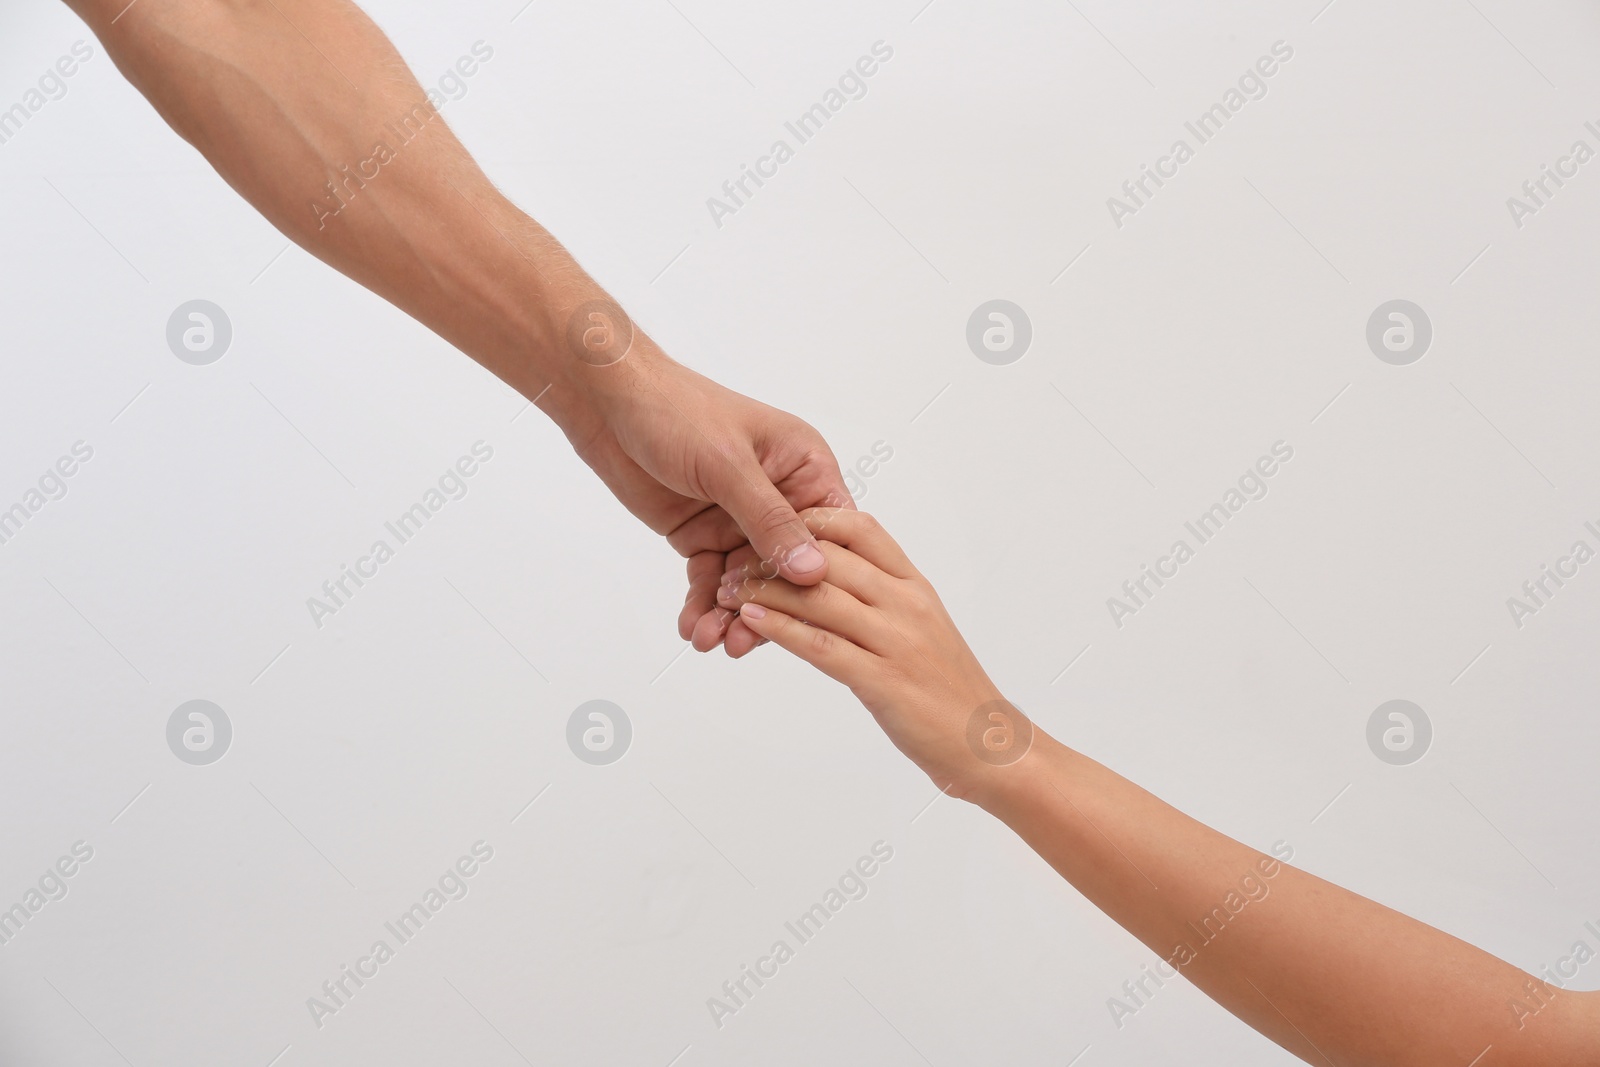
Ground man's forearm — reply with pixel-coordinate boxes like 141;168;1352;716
68;0;637;437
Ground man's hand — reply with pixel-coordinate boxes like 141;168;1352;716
64;0;849;654
569;349;852;656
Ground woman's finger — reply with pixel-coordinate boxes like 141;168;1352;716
723;541;894;608
736;602;872;688
797;508;918;579
726;575;896;655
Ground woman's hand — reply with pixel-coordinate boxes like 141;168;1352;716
715;507;1033;803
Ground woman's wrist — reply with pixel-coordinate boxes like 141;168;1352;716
970;728;1077;822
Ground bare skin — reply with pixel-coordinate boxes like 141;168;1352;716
722;508;1600;1066
53;2;1597;1055
61;0;849;655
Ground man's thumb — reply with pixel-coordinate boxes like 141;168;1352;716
711;464;827;584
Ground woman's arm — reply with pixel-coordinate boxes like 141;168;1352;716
720;507;1600;1066
991;740;1596;1065
61;0;849;652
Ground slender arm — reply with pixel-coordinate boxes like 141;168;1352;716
723;507;1600;1066
987;736;1599;1065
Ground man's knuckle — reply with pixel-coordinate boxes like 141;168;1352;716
755;500;796;536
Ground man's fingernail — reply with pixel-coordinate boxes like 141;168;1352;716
787;543;825;574
741;603;767;620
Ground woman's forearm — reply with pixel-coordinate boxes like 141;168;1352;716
984;734;1598;1065
726;509;1600;1062
67;0;639;435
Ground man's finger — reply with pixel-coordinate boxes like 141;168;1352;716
665;504;745;559
691;602;735;652
723;617;766;657
678;552;726;641
704;459;828;586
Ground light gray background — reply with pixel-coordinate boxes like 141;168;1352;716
3;0;1599;1064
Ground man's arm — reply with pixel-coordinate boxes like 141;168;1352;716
64;0;847;651
70;0;606;432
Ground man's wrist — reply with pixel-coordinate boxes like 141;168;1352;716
524;288;664;434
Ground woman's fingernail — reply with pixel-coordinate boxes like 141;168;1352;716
741;603;767;620
787;543;825;574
